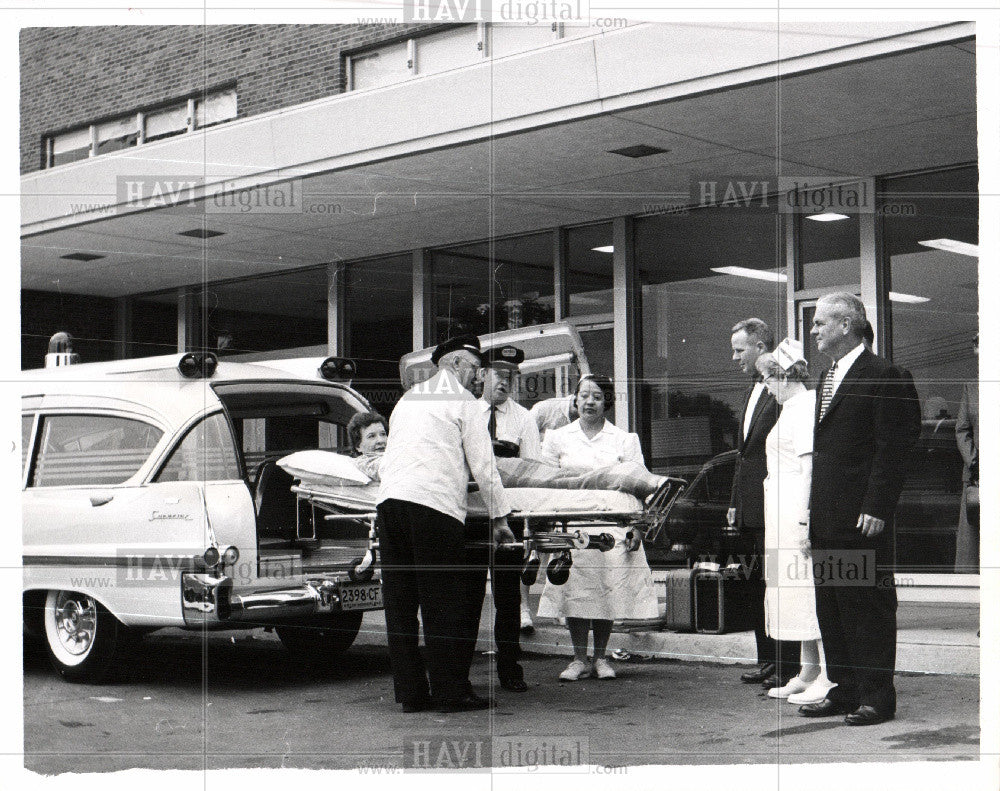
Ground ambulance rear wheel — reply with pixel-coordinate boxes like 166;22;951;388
43;590;125;683
276;611;364;659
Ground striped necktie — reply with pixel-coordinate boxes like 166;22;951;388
818;360;838;421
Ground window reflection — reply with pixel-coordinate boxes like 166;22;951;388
432;232;555;341
636;206;785;474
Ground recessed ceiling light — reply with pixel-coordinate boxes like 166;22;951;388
178;228;225;239
805;213;850;222
889;291;930;304
711;266;788;283
60;252;105;262
918;238;979;257
592;245;614;253
607;144;670;158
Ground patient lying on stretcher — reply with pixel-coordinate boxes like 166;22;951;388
347;412;671;504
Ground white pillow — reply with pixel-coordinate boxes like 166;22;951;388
277;450;372;486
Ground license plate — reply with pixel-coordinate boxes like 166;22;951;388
339;582;383;611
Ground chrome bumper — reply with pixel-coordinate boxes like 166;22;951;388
181;573;381;626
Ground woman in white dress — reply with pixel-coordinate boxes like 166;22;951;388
536;375;660;681
756;340;834;705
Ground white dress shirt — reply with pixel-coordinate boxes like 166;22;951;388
541;418;644;472
828;342;866;398
743;381;766;440
479;397;542;460
376;368;511;522
530;395;575;440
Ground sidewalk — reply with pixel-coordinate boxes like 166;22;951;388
356;587;980;677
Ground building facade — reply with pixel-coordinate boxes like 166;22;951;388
21;21;979;579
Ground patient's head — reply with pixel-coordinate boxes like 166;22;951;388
347;412;388;455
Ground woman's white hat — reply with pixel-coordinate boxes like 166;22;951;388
773;337;806;371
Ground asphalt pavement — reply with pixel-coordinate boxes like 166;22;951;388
23;626;980;774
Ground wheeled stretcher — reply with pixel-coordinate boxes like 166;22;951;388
288;475;686;586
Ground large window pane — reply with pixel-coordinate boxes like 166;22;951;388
884;166;978;573
432;231;554;341
347;255;413;415
799;184;862;288
637;206;784;474
566;223;613;316
96;116;139;155
201;268;328;356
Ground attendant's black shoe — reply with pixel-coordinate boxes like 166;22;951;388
740;663;776;684
499;676;528;692
798;699;852;718
436;693;495;713
401;697;433;713
844;705;894;726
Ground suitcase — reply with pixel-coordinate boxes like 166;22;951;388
694;568;754;634
663;568;698;632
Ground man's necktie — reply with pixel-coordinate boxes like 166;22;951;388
488;404;497;439
818;360;838;421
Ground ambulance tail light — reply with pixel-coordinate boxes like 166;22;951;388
320;357;357;382
178;352;218;379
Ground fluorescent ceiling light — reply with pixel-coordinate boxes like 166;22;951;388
592;245;614;253
805;212;850;222
918;238;979;257
889;291;930;304
711;266;788;283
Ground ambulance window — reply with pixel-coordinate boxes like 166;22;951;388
22;415;34;475
31;414;163;487
156;413;241;483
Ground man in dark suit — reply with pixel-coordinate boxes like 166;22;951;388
800;293;920;726
728;318;800;687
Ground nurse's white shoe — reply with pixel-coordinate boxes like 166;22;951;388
787;680;837;705
593;658;617;680
559;660;593;681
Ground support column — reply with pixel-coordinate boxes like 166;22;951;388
552;228;568;321
114;297;132;359
177;288;197;352
327;261;346;356
859;178;888;355
612;216;640;431
412;248;432;352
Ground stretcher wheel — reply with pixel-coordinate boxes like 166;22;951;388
546;552;572;586
348;550;376;582
623;529;641;552
520;553;540;586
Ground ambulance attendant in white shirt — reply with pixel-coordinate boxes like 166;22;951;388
376;335;514;713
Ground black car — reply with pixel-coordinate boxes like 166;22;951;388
644;421;964;572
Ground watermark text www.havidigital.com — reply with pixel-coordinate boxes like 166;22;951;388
381;735;627;772
404;0;594;26
691;176;916;216
114;175;342;215
693;549;913;588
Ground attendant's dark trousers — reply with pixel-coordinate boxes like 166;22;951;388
377;499;470;705
813;537;898;715
736;527;800;677
464;520;525;683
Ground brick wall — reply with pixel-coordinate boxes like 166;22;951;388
20;23;442;173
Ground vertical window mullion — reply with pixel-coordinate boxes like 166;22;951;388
88;125;96;157
136;111;145;145
187;97;195;132
407;38;416;76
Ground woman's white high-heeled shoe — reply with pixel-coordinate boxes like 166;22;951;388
787;680;836;705
766;675;812;699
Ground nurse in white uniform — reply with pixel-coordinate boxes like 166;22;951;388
536;375;660;681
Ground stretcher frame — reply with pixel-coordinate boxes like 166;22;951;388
290;476;686;585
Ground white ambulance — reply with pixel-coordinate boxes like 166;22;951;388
22;346;383;682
